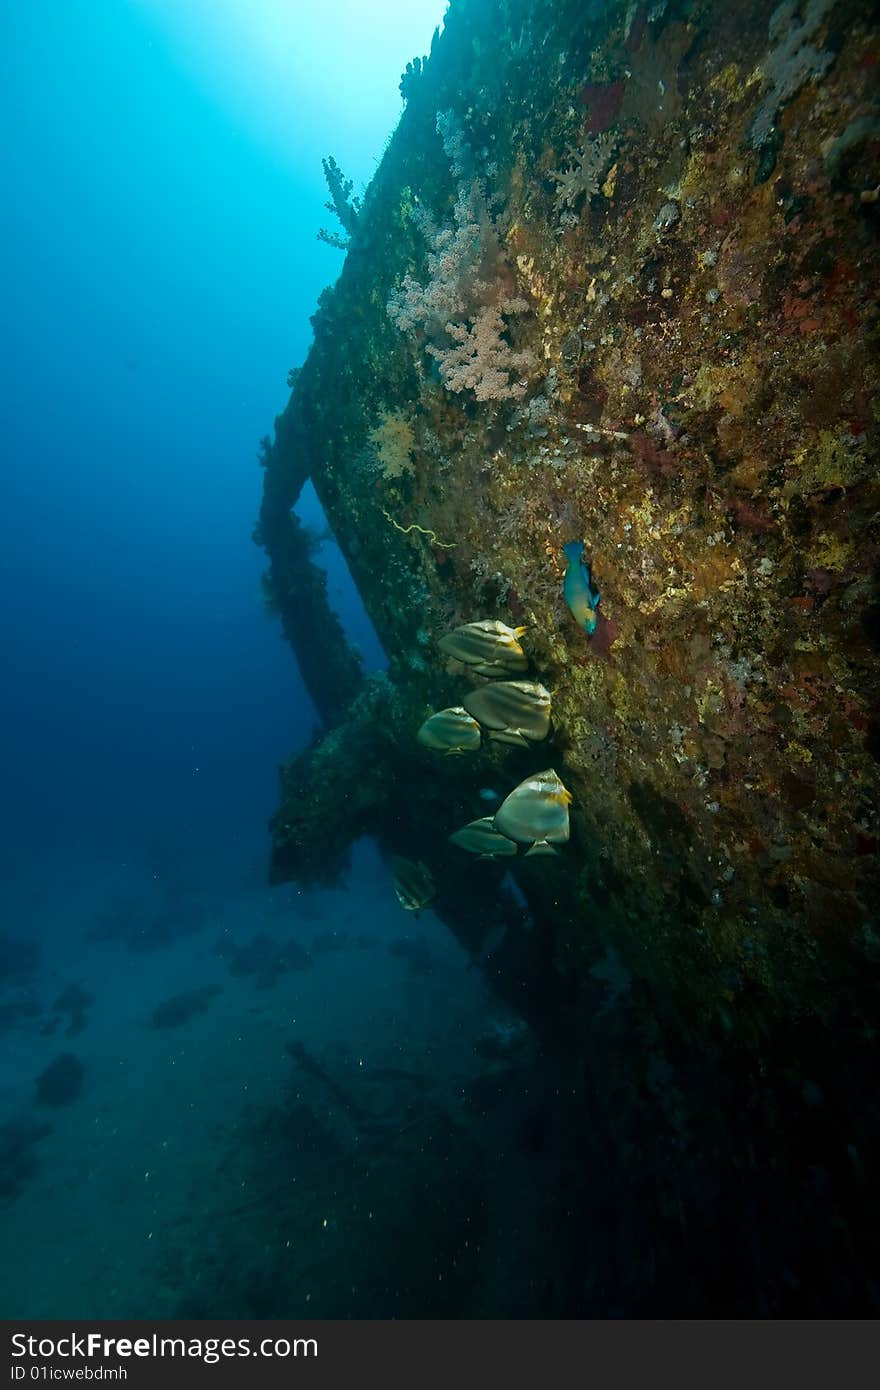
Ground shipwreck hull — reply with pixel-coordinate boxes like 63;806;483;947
256;0;880;1313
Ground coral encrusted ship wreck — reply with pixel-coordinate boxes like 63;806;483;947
254;0;880;1314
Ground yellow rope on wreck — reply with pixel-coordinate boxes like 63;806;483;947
381;507;456;548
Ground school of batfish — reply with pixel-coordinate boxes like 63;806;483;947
417;618;573;863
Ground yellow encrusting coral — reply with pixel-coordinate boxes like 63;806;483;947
370;410;417;479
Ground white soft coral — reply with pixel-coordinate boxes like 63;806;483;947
426;302;533;402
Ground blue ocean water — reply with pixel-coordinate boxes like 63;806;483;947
0;1;553;1317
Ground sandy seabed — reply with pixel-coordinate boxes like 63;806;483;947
0;839;523;1318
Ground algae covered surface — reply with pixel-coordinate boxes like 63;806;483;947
257;0;880;1313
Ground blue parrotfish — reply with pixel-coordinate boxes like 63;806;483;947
562;541;601;635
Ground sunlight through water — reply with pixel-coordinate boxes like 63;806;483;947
135;0;447;173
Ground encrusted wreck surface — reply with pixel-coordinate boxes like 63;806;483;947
257;0;880;1313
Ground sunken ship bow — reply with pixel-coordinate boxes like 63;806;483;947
255;0;880;1315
